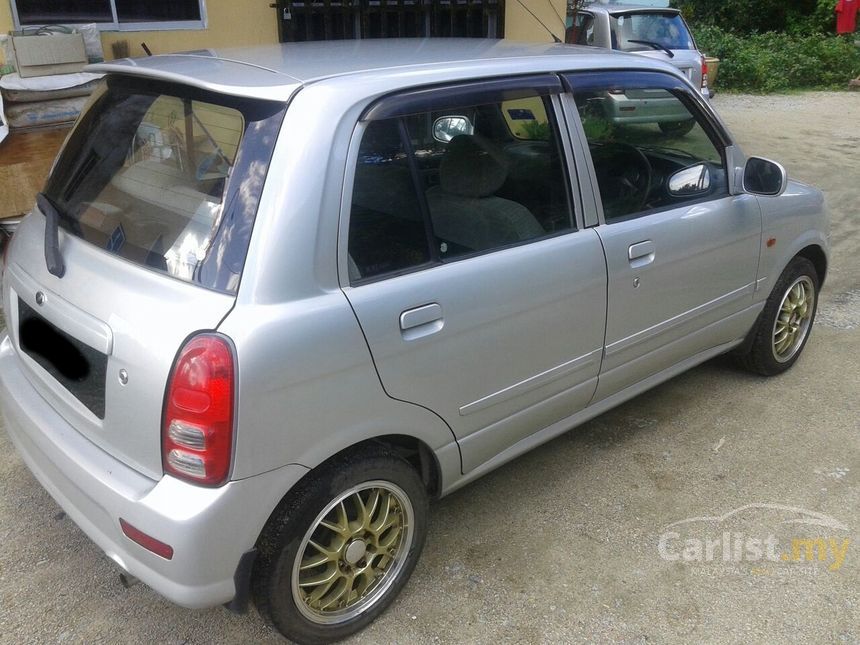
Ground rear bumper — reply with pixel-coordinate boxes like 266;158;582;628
605;93;692;124
0;333;308;608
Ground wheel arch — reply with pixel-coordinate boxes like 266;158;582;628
796;244;827;288
253;434;444;553
735;245;826;359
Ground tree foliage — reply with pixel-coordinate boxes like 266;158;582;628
694;25;860;92
670;0;838;35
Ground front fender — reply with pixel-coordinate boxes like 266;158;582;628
755;179;830;299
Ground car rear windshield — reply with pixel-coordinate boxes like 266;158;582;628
610;12;695;52
44;76;285;294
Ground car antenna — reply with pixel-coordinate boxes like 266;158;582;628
514;0;562;43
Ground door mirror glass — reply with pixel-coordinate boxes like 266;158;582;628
433;115;474;143
668;163;711;197
743;156;787;196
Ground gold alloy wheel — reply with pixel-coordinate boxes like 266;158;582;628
772;275;815;363
291;481;414;625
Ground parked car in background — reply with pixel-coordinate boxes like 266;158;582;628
567;3;711;134
0;40;828;644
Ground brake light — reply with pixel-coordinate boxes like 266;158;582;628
701;58;709;88
162;334;235;487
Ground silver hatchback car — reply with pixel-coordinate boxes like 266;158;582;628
0;40;828;643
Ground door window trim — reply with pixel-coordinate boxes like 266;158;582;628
341;77;582;287
362;75;563;122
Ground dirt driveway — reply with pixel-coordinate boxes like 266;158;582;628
1;92;858;644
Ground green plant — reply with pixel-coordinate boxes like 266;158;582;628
580;116;614;142
693;25;860;92
519;120;552;141
671;0;822;34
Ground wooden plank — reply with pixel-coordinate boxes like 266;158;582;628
0;128;70;220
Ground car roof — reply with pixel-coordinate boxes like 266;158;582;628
88;38;684;102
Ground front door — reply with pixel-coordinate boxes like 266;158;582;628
342;79;606;473
566;71;762;399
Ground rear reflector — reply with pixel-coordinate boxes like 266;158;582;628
119;519;174;560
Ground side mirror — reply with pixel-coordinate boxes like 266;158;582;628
433;115;474;143
743;156;787;196
668;163;711;197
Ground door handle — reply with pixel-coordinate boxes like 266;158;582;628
400;303;444;340
628;240;655;268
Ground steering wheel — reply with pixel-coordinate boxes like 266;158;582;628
589;142;652;220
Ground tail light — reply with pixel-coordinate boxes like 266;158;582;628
162;333;235;487
701;58;709;89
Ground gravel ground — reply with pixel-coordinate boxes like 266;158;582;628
1;91;858;644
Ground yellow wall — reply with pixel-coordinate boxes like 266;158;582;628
505;0;568;44
0;1;11;63
0;0;278;64
1;0;565;65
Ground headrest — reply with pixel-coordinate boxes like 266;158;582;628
439;134;508;198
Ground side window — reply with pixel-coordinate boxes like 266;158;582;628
347;119;431;282
347;91;573;282
574;85;728;222
566;13;595;46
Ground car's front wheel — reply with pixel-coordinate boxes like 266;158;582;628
252;446;428;644
738;256;819;376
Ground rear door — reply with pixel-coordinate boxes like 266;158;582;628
341;77;607;474
1;76;284;479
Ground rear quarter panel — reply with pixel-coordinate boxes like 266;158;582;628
219;296;461;482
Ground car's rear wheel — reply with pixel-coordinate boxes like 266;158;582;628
658;120;696;136
252;446;428;644
738;257;819;376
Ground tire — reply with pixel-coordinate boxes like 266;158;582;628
737;257;819;376
658;120;696;136
252;446;429;644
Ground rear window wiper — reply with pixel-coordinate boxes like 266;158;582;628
627;39;675;58
36;192;66;279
